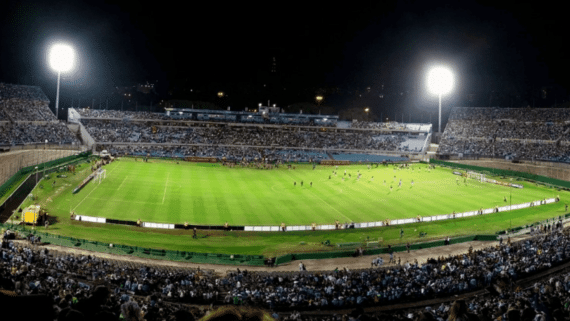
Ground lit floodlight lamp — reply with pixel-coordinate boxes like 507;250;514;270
49;44;75;120
427;67;453;96
427;67;454;134
49;44;74;72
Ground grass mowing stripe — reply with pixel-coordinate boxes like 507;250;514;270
308;184;353;223
315;177;356;222
212;170;230;225
245;170;275;225
250;174;280;226
231;171;259;226
190;165;206;224
201;166;219;224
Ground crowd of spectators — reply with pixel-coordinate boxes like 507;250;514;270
0;122;80;146
2;220;570;320
0;83;79;147
438;138;570;163
351;121;432;133
439;107;570;162
74;110;432;159
0;83;56;121
82;119;417;155
443;120;567;142
76;108;340;127
96;144;329;162
77;109;171;120
449;107;570;122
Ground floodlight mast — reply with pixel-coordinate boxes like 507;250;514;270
427;67;453;134
49;44;74;119
438;92;442;134
55;71;61;119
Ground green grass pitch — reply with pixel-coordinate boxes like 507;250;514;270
66;158;559;226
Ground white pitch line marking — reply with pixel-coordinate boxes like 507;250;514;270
309;188;353;222
162;173;170;204
73;162;121;211
117;176;128;191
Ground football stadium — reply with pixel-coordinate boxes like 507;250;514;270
3;2;570;320
1;82;570;320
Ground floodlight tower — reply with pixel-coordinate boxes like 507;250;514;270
49;44;75;119
427;67;453;134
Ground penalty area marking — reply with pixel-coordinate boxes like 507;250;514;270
73;161;121;211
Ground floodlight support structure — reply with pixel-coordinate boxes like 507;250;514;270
438;92;442;134
55;71;61;120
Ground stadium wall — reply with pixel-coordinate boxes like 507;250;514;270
0;151;92;213
0;148;84;188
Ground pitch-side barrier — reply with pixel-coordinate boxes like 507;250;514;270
69;198;557;233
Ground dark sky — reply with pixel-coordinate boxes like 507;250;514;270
1;0;568;119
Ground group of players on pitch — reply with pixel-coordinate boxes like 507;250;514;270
294;163;437;190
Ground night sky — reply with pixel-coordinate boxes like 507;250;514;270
1;0;568;123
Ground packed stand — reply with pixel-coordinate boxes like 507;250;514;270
2;221;570;320
0;122;80;146
448;107;570;122
217;223;569;311
77;108;171;120
96;144;329;162
439;107;570;162
76;108;338;127
352;121;432;133
0;235;220;320
0;83;57;121
82;119;413;153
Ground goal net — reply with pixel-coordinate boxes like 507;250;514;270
96;169;107;184
467;171;485;183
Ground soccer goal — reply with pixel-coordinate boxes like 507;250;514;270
467;171;485;183
96;169;107;184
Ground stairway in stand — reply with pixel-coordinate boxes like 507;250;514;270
426;144;438;159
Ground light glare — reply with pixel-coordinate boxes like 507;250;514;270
49;44;74;72
427;67;453;95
